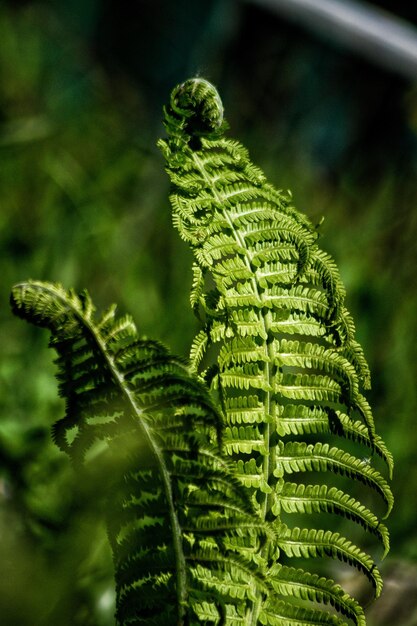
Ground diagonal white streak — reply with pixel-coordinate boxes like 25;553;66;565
247;0;417;79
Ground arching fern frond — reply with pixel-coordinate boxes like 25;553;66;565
159;77;394;625
10;280;269;626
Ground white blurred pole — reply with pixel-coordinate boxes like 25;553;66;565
248;0;417;80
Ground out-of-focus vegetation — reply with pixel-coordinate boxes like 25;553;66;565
0;1;416;624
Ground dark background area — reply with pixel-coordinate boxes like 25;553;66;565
1;1;416;624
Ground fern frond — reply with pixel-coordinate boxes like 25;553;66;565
190;262;206;314
275;339;359;403
269;564;366;626
276;524;383;596
160;77;393;625
278;441;393;516
277;482;390;557
273;405;393;477
260;600;347;626
224;424;267;456
10;280;268;625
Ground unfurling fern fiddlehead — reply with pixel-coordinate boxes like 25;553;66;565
10;281;270;626
159;78;394;625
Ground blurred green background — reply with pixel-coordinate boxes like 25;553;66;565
0;1;416;624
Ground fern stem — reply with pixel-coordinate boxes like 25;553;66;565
86;323;188;624
100;354;188;624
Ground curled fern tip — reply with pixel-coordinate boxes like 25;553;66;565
169;77;224;138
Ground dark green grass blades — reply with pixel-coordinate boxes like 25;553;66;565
159;78;393;625
10;281;269;626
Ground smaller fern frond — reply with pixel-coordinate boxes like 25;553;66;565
10;280;269;625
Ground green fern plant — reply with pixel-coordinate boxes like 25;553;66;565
157;78;394;625
10;78;393;626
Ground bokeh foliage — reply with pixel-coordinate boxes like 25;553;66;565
1;1;416;624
